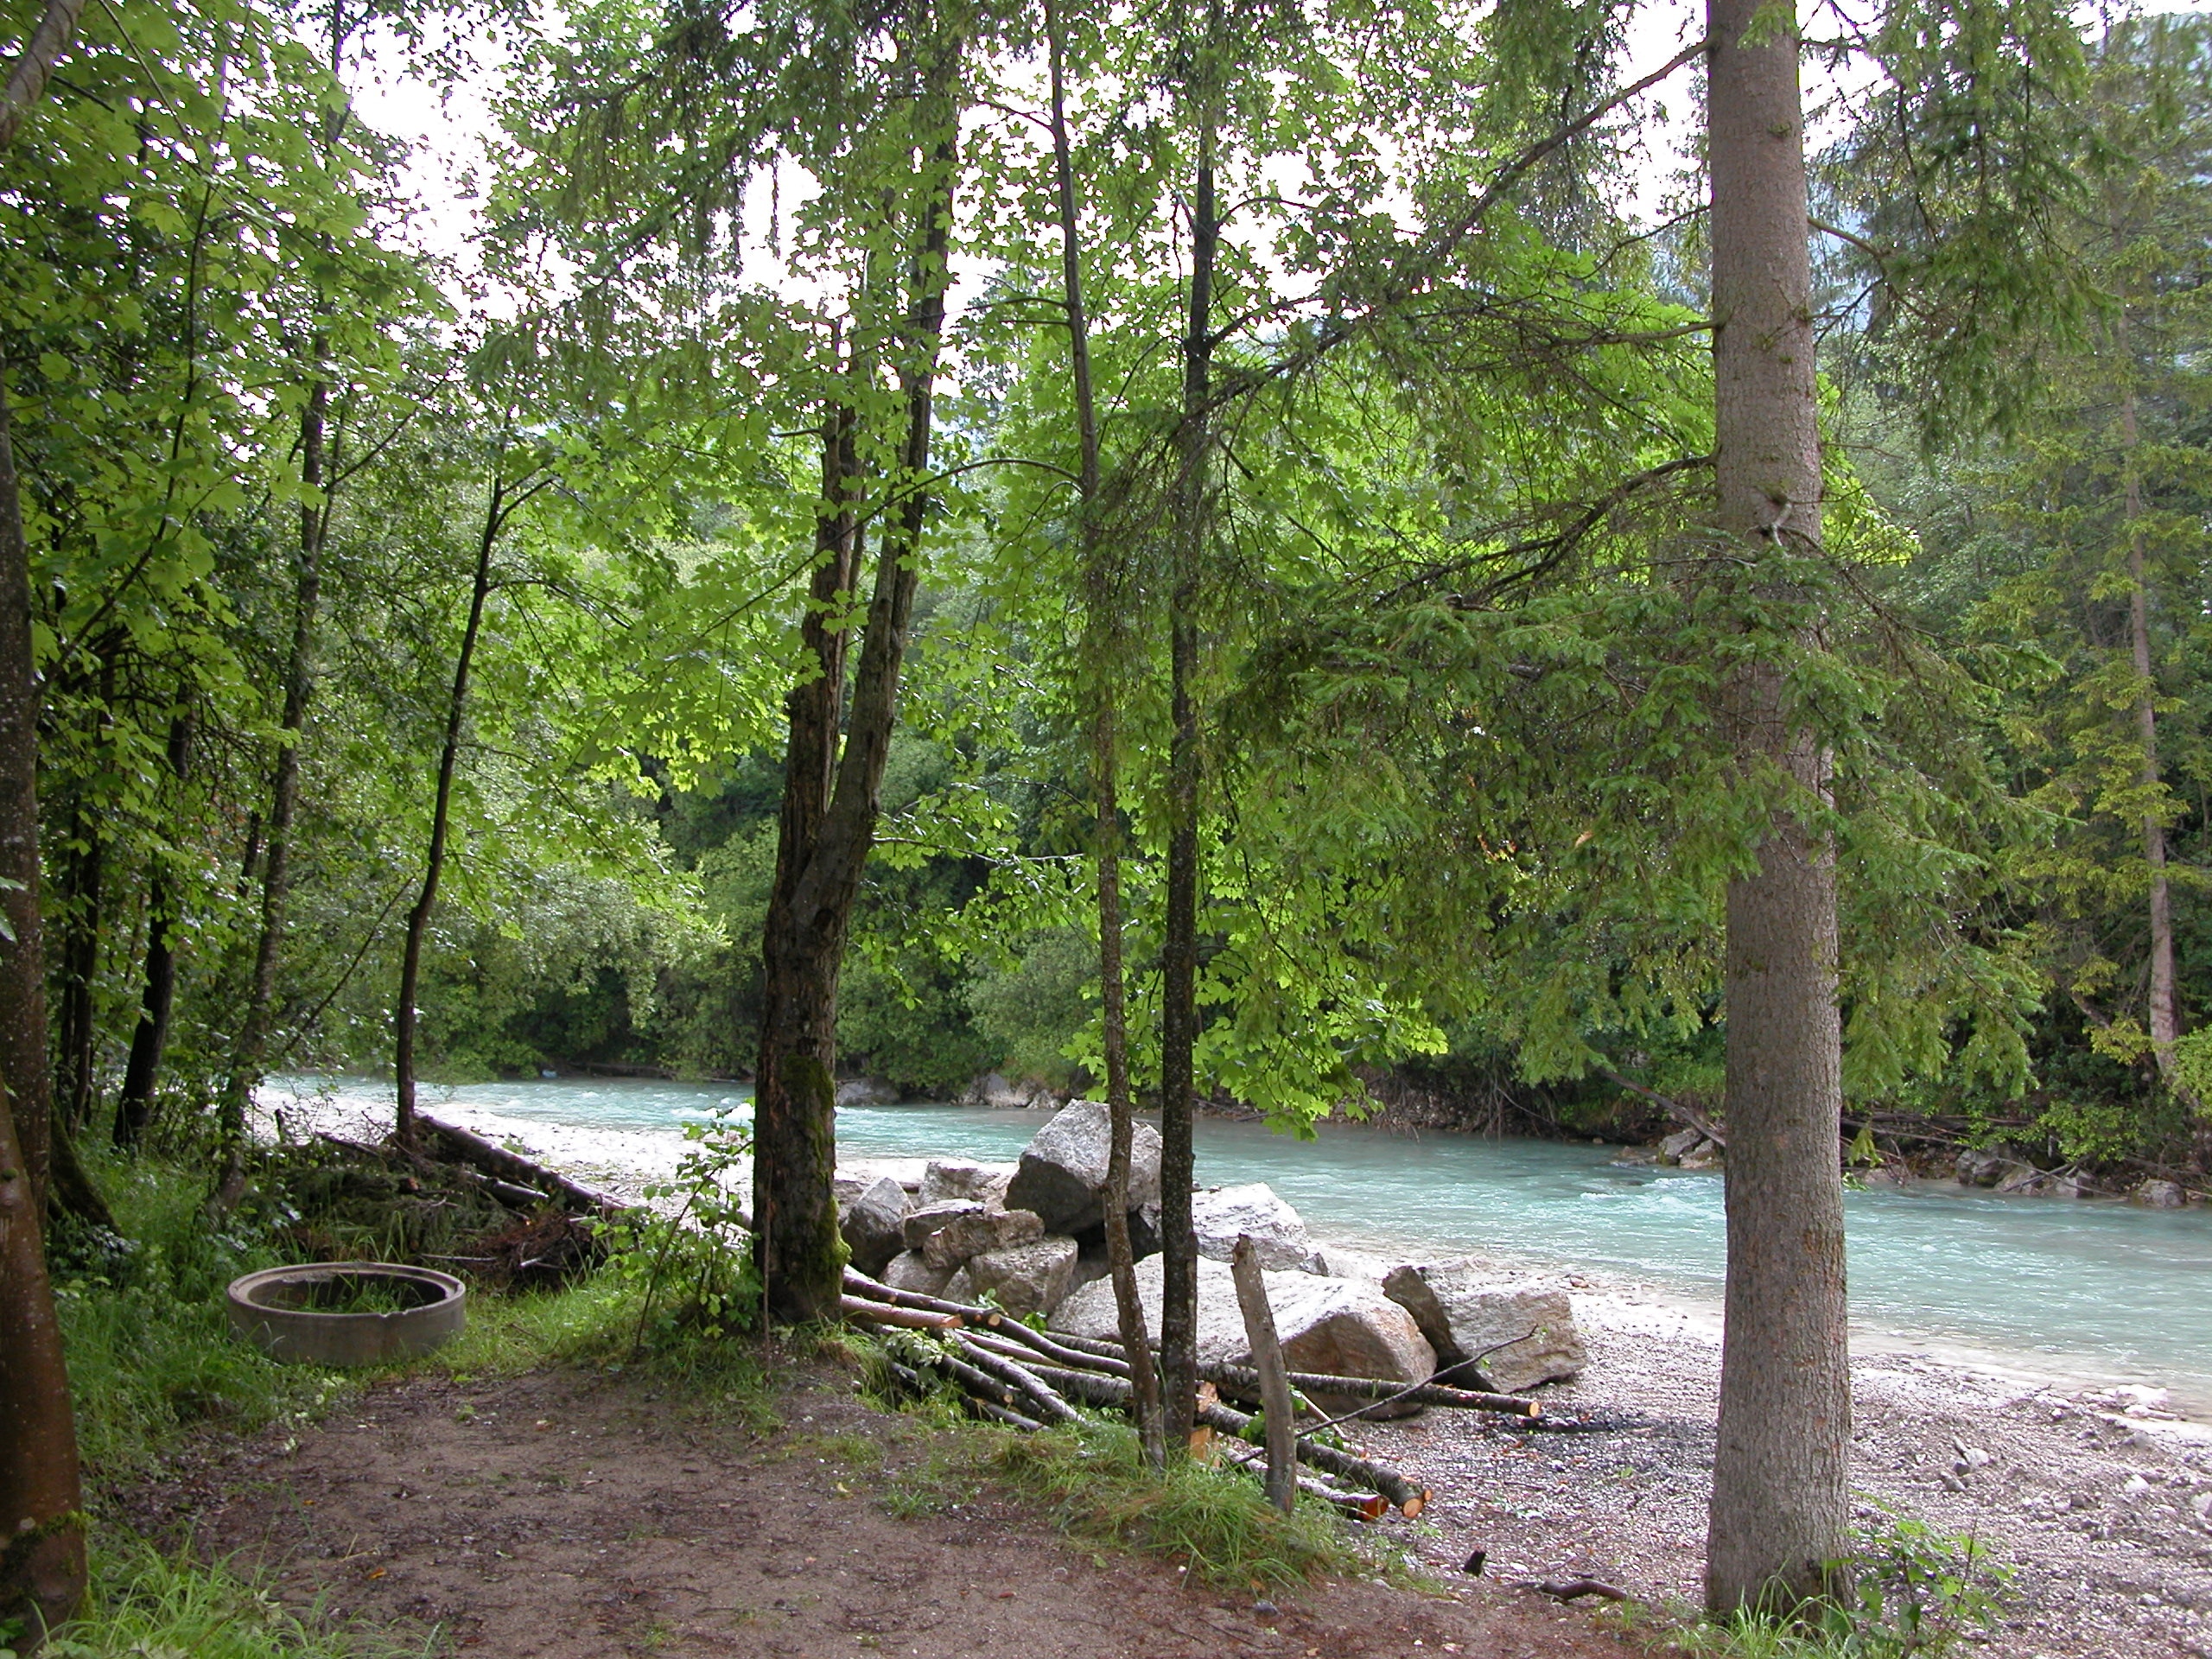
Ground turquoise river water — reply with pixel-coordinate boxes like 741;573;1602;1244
270;1074;2212;1413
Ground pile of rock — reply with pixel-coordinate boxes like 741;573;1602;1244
837;1096;1592;1398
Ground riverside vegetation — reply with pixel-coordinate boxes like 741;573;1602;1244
2;0;2210;1654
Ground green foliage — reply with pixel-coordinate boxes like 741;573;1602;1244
601;1108;761;1351
983;1418;1393;1592
29;1539;429;1659
1645;1509;2009;1658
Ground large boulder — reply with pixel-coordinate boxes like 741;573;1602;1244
921;1160;1016;1209
964;1072;1056;1109
921;1206;1044;1270
837;1174;912;1277
835;1077;901;1108
1191;1183;1317;1272
1006;1100;1163;1234
2134;1179;2188;1209
967;1236;1080;1320
1052;1254;1435;1408
903;1200;986;1252
880;1250;954;1297
1957;1145;2036;1189
1380;1264;1585;1393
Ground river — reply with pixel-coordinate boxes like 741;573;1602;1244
267;1074;2212;1415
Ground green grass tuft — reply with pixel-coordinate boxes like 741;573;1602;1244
32;1540;429;1659
985;1418;1395;1592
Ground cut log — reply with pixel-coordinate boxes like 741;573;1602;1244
969;1398;1044;1432
1198;1397;1428;1516
972;1319;1133;1376
839;1294;963;1330
418;1114;627;1218
1231;1235;1298;1512
844;1267;999;1325
952;1335;1083;1426
1045;1322;1535;1415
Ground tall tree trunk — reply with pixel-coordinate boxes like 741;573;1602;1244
2119;353;2180;1091
0;376;53;1223
1158;89;1218;1458
754;40;961;1321
394;475;503;1152
0;10;98;1637
216;375;327;1195
116;711;193;1147
0;1058;83;1645
53;791;99;1129
1047;0;1164;1469
1703;0;1850;1613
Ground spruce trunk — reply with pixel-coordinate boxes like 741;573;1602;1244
116;712;193;1147
1703;0;1851;1612
1158;111;1217;1455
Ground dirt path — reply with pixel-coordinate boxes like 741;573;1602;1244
152;1358;1635;1659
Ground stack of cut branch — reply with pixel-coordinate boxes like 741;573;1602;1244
842;1267;1539;1520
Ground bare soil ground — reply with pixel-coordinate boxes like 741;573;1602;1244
136;1357;1638;1659
1347;1293;2212;1659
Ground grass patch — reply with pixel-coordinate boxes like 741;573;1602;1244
28;1540;429;1659
984;1418;1394;1592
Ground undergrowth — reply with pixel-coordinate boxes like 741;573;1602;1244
1604;1509;2011;1658
984;1417;1394;1592
18;1540;433;1659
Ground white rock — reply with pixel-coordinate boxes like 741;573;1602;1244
967;1236;1080;1320
837;1175;912;1277
880;1250;954;1296
920;1206;1044;1270
1191;1183;1317;1272
1380;1263;1586;1393
1005;1100;1163;1234
920;1160;1016;1208
1050;1253;1435;1406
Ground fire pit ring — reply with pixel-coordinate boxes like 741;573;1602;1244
226;1262;467;1365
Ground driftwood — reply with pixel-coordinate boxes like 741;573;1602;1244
1231;1235;1299;1512
844;1268;1001;1325
417;1113;627;1218
1198;1396;1429;1517
1042;1325;1537;1417
840;1294;962;1331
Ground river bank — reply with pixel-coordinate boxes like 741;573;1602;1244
261;1077;2212;1656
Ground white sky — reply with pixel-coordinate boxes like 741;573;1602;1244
349;2;2200;313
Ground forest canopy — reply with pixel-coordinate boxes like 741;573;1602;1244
3;0;2206;1174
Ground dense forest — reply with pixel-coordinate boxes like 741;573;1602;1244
3;0;2210;1640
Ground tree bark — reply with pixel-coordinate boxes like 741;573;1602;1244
1047;0;1163;1471
1230;1235;1297;1511
1159;75;1218;1456
0;13;95;1637
52;788;99;1130
2119;352;2180;1091
217;373;328;1190
754;41;961;1321
395;468;504;1152
0;1059;84;1643
0;0;85;154
115;710;193;1147
1703;0;1851;1614
0;378;51;1222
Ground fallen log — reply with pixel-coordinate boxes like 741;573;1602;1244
843;1268;1001;1325
1231;1235;1299;1513
980;1319;1135;1377
1041;1327;1535;1416
418;1114;627;1219
1198;1397;1429;1517
969;1398;1044;1432
839;1294;962;1331
952;1336;1083;1427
